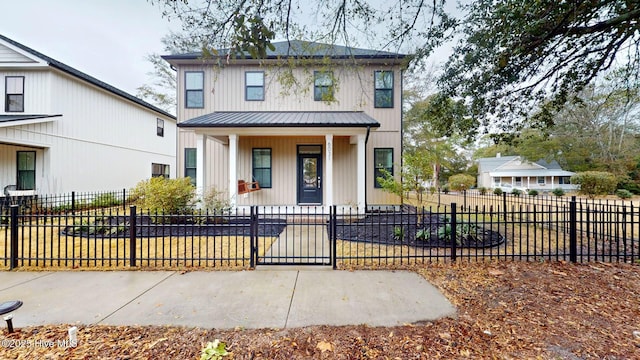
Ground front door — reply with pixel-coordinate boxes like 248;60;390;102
297;145;323;204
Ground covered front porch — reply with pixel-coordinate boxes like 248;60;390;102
181;112;381;214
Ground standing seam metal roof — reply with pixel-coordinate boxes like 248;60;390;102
178;111;381;128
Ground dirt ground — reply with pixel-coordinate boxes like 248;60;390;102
1;261;639;359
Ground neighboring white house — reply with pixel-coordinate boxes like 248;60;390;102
163;40;407;211
0;34;176;195
477;154;577;192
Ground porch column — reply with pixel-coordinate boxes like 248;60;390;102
357;134;366;213
196;134;207;199
325;134;334;207
551;175;555;189
228;134;238;208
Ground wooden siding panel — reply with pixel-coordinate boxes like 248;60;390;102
0;44;35;63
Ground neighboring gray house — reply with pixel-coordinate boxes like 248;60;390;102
477;154;577;192
0;34;177;195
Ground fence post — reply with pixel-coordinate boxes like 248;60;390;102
122;188;126;210
71;191;76;214
502;192;507;221
451;203;457;262
129;205;137;267
10;205;18;270
332;205;337;270
569;196;577;263
250;206;256;268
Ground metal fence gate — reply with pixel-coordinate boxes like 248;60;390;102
253;206;333;266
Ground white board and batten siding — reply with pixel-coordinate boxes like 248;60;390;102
175;62;402;206
1;43;176;194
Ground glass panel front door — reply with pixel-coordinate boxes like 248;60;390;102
297;146;322;204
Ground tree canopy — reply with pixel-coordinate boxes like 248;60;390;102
149;0;640;137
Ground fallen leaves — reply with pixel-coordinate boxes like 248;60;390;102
0;262;638;359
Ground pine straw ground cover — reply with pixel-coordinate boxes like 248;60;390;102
1;261;639;359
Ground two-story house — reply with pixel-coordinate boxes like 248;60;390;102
0;34;176;195
163;41;407;212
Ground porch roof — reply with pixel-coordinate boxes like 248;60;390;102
0;114;61;123
178;111;381;128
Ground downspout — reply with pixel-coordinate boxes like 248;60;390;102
364;125;371;210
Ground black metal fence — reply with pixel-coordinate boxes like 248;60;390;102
1;196;638;269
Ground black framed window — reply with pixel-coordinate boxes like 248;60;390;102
185;71;204;108
5;76;24;112
252;148;272;188
17;151;35;190
314;71;334;101
537;176;546;185
374;71;393;108
152;163;170;178
185;148;197;186
374;148;393;188
157;118;164;137
245;71;264;101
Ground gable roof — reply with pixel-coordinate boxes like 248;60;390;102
0;34;175;120
178;111;380;128
162;40;407;62
478;155;575;177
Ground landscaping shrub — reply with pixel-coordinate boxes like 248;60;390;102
493;188;503;196
442;185;450;194
448;174;475;192
511;189;522;197
528;189;539;197
616;189;633;199
129;177;195;214
478;187;488;195
552;188;565;197
202;186;231;213
571;171;617;199
90;193;122;208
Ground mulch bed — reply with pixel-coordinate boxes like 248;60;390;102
62;216;287;238
1;262;638;359
336;206;505;248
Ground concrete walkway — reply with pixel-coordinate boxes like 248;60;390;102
0;270;456;329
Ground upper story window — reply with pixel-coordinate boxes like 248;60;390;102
185;71;204;108
5;76;25;112
374;71;393;108
157;118;164;137
314;71;334;101
245;71;264;101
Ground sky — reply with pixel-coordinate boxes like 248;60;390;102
2;0;178;96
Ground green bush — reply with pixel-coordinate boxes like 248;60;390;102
442;185;450;194
493;188;503;196
202;187;231;213
478;187;488;195
91;193;122;208
571;171;617;199
616;189;633;199
511;189;522;197
448;174;476;192
528;189;539;197
552;188;565;197
130;177;195;214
